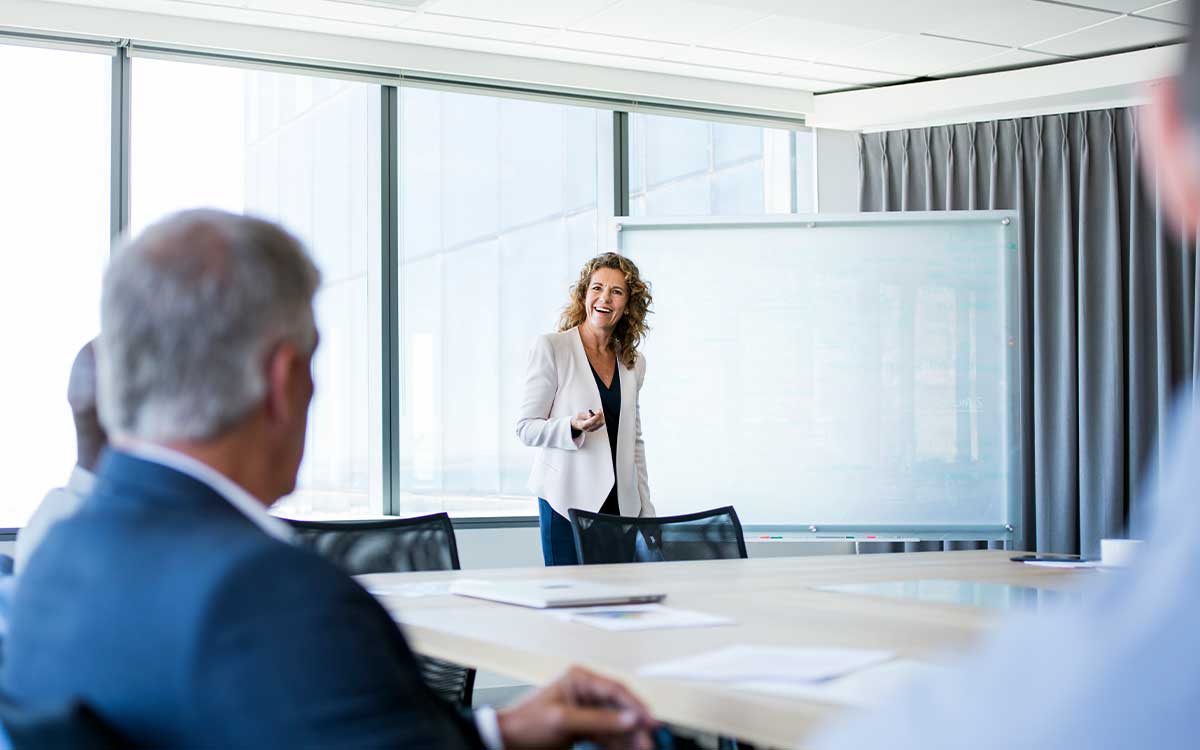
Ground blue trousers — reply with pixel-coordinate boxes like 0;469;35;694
538;499;579;566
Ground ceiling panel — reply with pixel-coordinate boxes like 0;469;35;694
922;0;1115;48
1051;0;1164;11
417;0;619;29
717;14;893;61
671;46;801;75
775;58;908;85
931;47;1063;77
540;30;690;60
709;0;986;36
398;12;553;43
246;0;412;26
571;0;772;45
818;33;1006;76
1028;14;1184;56
1134;1;1188;24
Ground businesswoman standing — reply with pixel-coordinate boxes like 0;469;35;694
516;253;656;566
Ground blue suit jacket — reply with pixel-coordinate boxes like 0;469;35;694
0;450;484;749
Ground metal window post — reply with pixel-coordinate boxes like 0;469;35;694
613;111;630;217
381;85;401;516
110;44;131;246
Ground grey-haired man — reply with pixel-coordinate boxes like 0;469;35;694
0;209;657;750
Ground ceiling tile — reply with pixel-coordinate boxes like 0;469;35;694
165;0;248;8
246;0;413;26
1051;0;1161;11
922;0;1115;48
716;0;981;36
571;0;772;45
717;14;893;60
775;58;909;85
817;33;1007;76
1028;14;1185;56
930;47;1064;77
1134;1;1187;24
418;0;618;29
671;46;800;75
398;12;553;43
539;30;691;60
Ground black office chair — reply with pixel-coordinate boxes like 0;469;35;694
286;514;475;708
0;693;124;750
569;507;748;750
568;506;748;564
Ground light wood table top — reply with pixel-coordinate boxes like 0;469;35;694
360;550;1091;749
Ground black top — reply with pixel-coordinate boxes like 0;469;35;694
588;358;621;516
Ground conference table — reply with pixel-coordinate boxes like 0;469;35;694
361;550;1092;748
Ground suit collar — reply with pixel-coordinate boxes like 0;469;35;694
94;448;293;542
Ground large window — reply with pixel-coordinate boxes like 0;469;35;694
396;89;614;517
630;113;814;216
131;58;383;518
3;33;819;528
0;43;110;528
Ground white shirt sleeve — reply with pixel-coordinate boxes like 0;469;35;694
473;705;504;750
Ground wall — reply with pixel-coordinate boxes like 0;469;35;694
815;127;859;213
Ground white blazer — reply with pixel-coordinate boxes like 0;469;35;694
515;327;654;520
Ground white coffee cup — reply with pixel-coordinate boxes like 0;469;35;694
1100;538;1143;568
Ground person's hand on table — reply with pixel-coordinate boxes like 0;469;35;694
496;666;658;750
571;410;606;433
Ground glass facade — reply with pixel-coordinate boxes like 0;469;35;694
0;45;110;528
396;90;614;517
3;37;812;524
131;58;383;518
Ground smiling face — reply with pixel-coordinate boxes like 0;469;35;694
583;267;628;333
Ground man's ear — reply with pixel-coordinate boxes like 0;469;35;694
264;341;304;426
1143;78;1200;234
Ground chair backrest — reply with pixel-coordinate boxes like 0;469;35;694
568;506;748;565
285;513;474;707
286;514;461;575
0;694;123;750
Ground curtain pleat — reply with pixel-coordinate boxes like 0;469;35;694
859;108;1197;555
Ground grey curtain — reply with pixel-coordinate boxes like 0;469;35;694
859;109;1200;556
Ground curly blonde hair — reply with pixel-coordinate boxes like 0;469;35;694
558;253;652;370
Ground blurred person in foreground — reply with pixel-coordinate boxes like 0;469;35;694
14;340;108;574
813;4;1200;749
0;209;657;750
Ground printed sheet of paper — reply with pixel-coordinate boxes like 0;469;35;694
640;644;893;684
555;604;734;631
366;581;477;598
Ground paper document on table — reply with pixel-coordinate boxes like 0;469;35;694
736;659;954;707
367;580;481;598
555;604;734;631
640;645;893;684
1023;560;1100;569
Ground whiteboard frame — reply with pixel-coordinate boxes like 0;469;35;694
612;211;1023;547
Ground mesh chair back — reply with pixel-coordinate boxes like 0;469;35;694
568;506;748;564
0;694;123;750
286;514;474;707
288;515;460;574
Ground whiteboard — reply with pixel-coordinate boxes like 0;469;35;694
615;212;1021;540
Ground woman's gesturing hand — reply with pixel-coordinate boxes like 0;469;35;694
571;410;605;433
